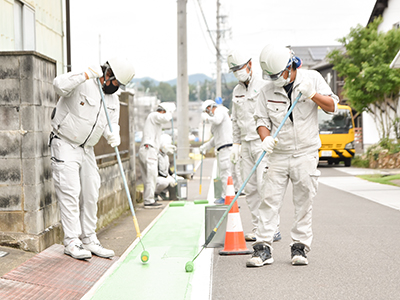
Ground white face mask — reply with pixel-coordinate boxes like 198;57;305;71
273;69;291;87
234;68;250;82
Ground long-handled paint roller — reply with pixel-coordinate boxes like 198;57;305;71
199;120;205;195
185;92;302;272
96;78;149;263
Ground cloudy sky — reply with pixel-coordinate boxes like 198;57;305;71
69;0;377;82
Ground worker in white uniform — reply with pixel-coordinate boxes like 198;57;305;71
155;134;183;200
246;44;338;268
227;49;281;243
139;103;174;208
51;58;135;260
200;100;233;204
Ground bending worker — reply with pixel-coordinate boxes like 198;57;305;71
139;103;174;208
200;100;233;204
246;44;338;268
227;49;281;243
155;134;183;200
51;58;135;260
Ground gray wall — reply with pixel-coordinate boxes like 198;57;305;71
0;52;136;253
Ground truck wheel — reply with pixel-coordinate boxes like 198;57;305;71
344;158;351;167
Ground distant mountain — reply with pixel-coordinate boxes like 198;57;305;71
130;72;238;88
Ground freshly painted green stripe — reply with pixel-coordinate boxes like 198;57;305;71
90;202;205;300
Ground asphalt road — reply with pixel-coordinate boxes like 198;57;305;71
211;164;400;300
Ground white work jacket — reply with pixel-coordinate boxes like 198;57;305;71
254;69;339;155
52;72;119;148
206;106;233;151
141;112;171;150
231;75;266;144
158;151;170;178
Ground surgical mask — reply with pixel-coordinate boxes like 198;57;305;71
103;82;119;94
273;69;291;87
234;68;250;82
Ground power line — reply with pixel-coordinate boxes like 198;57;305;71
195;0;223;59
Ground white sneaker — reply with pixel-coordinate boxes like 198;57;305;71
83;242;115;258
64;243;92;260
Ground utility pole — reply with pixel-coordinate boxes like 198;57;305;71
177;0;189;161
216;0;222;99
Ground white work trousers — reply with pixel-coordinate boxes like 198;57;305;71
138;145;158;204
217;146;232;199
155;177;170;194
50;138;101;246
256;152;320;251
240;139;268;232
231;156;243;192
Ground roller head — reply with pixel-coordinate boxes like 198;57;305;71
141;250;149;263
185;261;194;272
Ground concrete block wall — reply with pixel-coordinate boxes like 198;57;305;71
0;51;62;252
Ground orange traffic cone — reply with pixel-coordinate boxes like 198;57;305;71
219;176;252;255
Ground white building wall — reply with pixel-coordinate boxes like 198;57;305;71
362;0;400;149
0;0;64;75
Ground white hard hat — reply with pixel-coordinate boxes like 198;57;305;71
259;45;292;80
227;49;251;72
157;102;176;113
107;57;135;86
202;99;216;112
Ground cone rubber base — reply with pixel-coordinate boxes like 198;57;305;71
219;249;252;255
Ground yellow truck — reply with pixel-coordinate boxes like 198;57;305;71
318;104;355;167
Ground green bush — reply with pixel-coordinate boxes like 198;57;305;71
352;155;370;168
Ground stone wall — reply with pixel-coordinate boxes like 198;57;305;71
369;150;400;169
0;52;136;253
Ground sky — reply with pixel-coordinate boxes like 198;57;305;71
69;0;377;82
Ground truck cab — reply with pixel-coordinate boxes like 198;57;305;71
318;105;355;167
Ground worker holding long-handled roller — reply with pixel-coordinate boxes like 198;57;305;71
227;49;284;243
139;102;175;208
50;58;135;260
246;44;339;268
200;100;233;204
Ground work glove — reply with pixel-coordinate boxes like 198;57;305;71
199;144;207;155
201;112;210;122
230;143;241;164
298;79;316;100
105;124;121;148
261;136;278;154
168;175;177;187
166;145;177;154
85;65;103;80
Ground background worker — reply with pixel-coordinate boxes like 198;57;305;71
155;134;183;200
51;57;135;260
200;100;233;204
139;103;174;208
228;49;284;243
246;44;338;268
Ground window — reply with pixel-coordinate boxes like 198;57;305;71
14;0;35;50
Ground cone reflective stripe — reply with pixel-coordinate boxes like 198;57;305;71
219;176;252;255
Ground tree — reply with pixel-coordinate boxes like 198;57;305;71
327;17;400;139
154;82;176;102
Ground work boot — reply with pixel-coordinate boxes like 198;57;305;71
214;197;225;205
244;232;256;241
291;243;308;265
64;242;92;260
273;231;282;242
246;244;273;267
83;241;115;258
144;202;163;209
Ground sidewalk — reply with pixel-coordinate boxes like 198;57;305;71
319;166;400;210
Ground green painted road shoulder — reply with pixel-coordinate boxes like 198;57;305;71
87;202;206;300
